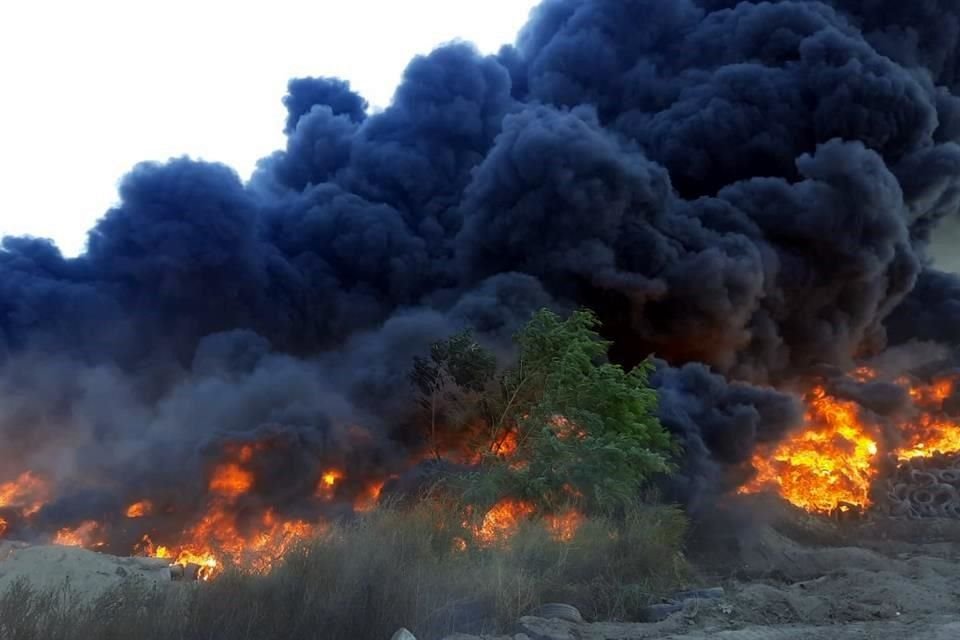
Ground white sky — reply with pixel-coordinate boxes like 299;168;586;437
0;0;539;257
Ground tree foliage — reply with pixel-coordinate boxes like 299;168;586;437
411;308;675;514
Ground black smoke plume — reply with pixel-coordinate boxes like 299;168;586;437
4;0;960;543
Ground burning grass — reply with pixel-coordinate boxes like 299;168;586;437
0;501;690;640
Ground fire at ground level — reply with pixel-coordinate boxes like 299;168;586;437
2;493;959;640
2;367;960;579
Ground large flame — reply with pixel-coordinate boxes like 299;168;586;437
740;386;879;513
742;372;960;513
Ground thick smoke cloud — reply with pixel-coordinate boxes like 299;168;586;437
5;0;960;533
653;362;802;510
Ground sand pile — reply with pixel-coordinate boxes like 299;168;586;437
0;540;172;600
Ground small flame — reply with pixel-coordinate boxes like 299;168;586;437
353;480;385;512
475;499;535;546
895;414;960;460
237;444;256;463
54;520;103;547
315;469;344;500
893;376;960;460
852;366;878;382
209;463;254;497
139;504;321;580
172;550;219;581
125;500;153;519
545;509;583;542
491;430;518;456
0;471;49;517
551;415;587;440
903;376;954;405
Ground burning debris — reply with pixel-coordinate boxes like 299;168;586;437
4;0;960;576
740;385;880;513
740;370;960;518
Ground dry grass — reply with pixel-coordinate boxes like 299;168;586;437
0;502;690;640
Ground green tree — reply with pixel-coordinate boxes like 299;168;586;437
413;309;676;514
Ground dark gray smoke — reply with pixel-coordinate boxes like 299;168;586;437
4;0;960;540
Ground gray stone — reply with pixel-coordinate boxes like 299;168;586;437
528;603;583;623
644;602;685;622
516;616;576;640
391;628;417;640
671;587;725;601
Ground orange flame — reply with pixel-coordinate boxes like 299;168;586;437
851;366;878;382
130;443;324;580
0;471;49;517
125;500;153;519
491;430;519;456
209;463;254;497
742;372;960;513
551;415;587;440
53;520;104;547
315;469;344;500
902;376;953;406
740;386;879;513
475;498;535;546
141;504;320;580
893;376;960;460
545;508;583;542
895;414;960;460
353;480;385;512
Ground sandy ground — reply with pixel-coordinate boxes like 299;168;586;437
641;522;960;639
0;540;171;600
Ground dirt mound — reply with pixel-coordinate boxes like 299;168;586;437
677;496;960;637
0;540;172;601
